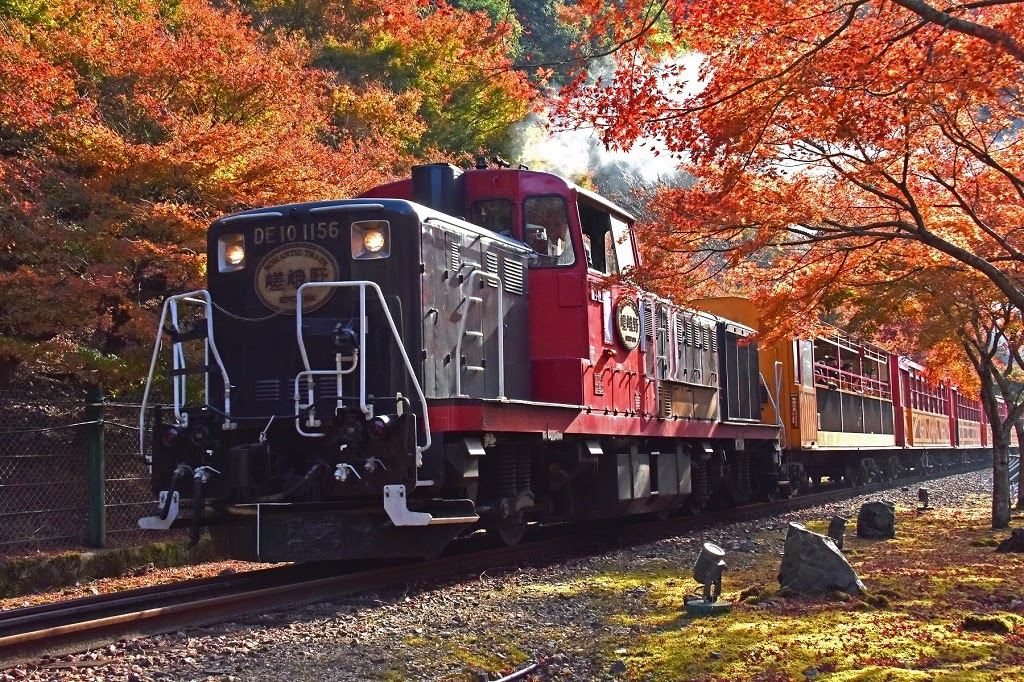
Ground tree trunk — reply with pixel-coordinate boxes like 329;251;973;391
977;360;1012;529
993;430;1012;528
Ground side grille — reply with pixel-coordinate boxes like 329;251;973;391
503;258;525;295
450;242;461;274
659;384;672;419
254;379;280;402
317;375;340;402
485;251;499;287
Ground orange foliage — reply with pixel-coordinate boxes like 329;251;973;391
557;0;1024;383
0;0;535;383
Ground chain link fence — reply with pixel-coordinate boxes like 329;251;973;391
0;391;178;558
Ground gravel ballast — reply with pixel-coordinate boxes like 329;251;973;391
0;470;1001;681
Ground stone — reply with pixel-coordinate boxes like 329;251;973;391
610;660;627;674
827;515;848;550
995;528;1024;553
709;652;723;660
778;522;865;595
857;501;896;538
804;667;819;678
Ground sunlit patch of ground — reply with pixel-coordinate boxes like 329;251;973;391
505;496;1024;681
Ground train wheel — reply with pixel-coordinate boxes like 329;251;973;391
487;518;527;547
758;475;780;502
844;462;865;487
685;498;706;516
788;471;809;497
656;504;678;521
883;457;899;481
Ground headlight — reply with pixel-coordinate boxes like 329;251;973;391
225;244;245;265
363;229;386;253
217;234;245;272
351;220;390;260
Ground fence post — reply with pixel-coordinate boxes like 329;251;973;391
87;384;106;548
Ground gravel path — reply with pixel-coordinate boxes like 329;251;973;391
1;469;998;682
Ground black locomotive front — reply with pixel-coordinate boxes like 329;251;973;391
143;199;465;560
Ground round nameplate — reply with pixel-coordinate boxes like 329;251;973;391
254;243;339;314
615;298;641;350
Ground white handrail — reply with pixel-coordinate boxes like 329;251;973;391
139;290;232;458
295;281;433;467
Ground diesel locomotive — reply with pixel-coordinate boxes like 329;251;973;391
138;161;997;562
138;162;781;561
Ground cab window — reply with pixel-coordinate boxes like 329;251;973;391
524;196;574;267
470;199;513;236
610;216;636;270
578;200;636;275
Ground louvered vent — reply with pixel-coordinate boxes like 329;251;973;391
676;317;685;345
255;380;280;402
684;318;692;345
503;258;524;295
711;326;718;352
450;242;461;274
644;302;654;339
317;376;340;402
485;251;499;287
659;384;672;419
702;326;709;349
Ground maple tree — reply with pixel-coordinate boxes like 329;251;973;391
826;263;1024;524
0;0;536;386
556;0;1024;523
250;0;536;156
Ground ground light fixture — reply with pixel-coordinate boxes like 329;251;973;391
685;542;732;617
918;487;930;511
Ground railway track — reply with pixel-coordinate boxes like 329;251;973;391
0;463;985;667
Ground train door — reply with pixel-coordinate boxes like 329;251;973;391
795;339;818;446
577;198;642;415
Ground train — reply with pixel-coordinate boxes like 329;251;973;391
137;160;998;562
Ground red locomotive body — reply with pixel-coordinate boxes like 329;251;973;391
364;167;777;445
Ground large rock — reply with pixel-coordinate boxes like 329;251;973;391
857;501;896;538
996;528;1024;553
778;522;865;595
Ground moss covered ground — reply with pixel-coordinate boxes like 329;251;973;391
507;496;1024;681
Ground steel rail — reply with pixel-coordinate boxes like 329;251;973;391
0;462;986;667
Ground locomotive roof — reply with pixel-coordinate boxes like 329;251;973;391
211;198;534;254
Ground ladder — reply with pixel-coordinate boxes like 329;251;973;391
139;290;234;458
455;268;505;399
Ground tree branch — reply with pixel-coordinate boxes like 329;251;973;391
888;0;1024;62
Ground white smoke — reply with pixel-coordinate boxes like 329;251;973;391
511;52;705;183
